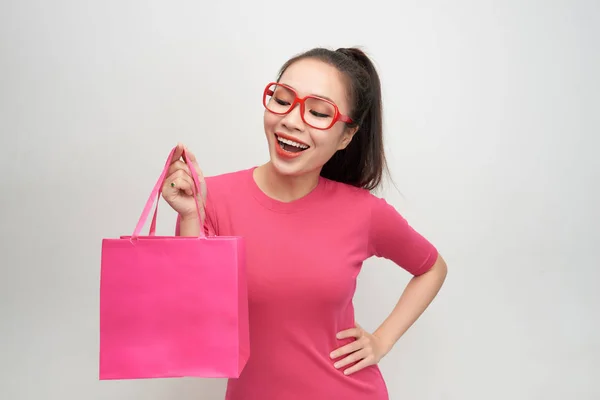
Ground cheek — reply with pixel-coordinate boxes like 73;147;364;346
311;127;346;150
263;111;279;131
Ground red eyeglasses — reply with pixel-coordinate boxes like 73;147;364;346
262;82;354;130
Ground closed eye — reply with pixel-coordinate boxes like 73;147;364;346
275;97;291;106
310;110;331;118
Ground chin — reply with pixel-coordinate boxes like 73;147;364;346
269;156;305;177
265;134;303;176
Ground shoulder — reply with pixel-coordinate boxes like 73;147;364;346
320;178;423;240
319;177;387;213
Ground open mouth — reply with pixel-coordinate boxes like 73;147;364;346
275;134;310;154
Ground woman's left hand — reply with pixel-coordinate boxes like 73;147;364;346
330;323;391;375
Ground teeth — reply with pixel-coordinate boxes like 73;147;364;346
277;136;308;149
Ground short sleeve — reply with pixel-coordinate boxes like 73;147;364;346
368;196;438;276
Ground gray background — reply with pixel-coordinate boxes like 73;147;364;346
1;0;598;399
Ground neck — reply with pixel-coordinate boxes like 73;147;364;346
254;162;321;203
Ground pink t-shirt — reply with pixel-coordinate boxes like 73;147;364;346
196;168;437;400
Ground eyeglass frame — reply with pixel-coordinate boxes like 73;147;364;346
262;82;354;130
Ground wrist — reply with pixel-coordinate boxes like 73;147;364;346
179;212;200;223
373;329;397;355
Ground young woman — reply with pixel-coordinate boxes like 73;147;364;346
162;47;447;399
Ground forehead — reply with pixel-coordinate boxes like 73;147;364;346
278;58;350;112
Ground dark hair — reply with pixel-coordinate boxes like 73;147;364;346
277;47;387;191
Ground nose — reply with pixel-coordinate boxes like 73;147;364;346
280;103;305;132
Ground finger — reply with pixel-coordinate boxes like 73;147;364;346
164;171;194;196
330;339;364;359
181;146;206;202
173;169;195;192
182;146;204;181
167;160;192;177
334;348;368;370
172;142;185;163
182;145;198;164
343;357;373;376
168;177;194;196
336;328;362;340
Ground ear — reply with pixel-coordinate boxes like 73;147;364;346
337;125;359;150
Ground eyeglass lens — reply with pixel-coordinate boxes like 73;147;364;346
264;84;336;129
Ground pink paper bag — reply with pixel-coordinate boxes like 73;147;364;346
99;146;249;380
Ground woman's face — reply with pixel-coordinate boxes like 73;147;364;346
263;58;357;178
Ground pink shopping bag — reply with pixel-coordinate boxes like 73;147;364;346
99;146;249;380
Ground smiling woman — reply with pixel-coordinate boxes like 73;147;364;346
164;47;447;400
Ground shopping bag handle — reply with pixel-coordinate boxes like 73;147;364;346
132;146;206;238
146;158;206;237
146;147;207;237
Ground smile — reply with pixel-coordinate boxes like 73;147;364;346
275;133;310;155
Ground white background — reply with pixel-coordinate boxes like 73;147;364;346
1;0;598;399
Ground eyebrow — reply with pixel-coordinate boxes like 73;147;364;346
282;83;336;103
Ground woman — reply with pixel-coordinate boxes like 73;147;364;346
163;47;447;399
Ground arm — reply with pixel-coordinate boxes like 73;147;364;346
331;196;447;375
374;253;447;352
332;256;447;375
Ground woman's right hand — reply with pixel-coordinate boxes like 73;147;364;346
161;143;206;221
